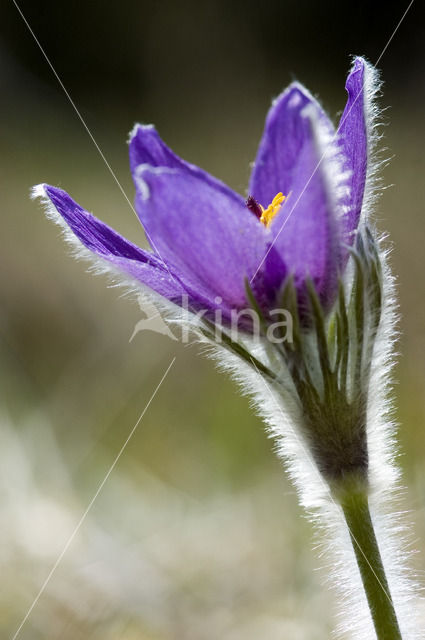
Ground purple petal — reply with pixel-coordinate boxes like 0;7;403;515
129;124;243;206
37;184;187;300
338;57;368;236
251;244;288;311
133;166;268;308
259;103;343;305
249;83;335;208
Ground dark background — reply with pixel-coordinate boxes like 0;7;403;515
1;1;425;638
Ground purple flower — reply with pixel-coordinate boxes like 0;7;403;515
35;57;372;325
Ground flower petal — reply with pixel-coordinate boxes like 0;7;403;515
338;57;368;236
249;83;335;208
129;124;243;206
251;244;288;311
133;165;268;308
35;184;187;300
259;102;344;305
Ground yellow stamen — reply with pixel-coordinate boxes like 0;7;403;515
259;192;286;228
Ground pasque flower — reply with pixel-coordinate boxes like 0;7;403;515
35;57;369;324
34;57;420;640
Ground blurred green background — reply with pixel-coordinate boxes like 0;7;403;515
1;1;425;638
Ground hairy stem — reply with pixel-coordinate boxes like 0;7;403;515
340;489;402;639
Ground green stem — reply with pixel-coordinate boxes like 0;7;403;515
340;489;402;640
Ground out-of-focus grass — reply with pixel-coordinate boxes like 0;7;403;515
1;73;425;638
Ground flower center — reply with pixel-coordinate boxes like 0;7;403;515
246;192;286;228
